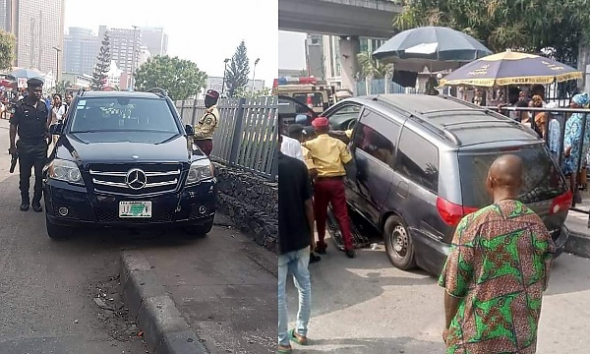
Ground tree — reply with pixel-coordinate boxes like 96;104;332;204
0;30;16;71
55;80;72;95
357;51;392;80
134;55;207;101
92;32;111;91
392;0;590;66
236;86;271;98
224;41;250;97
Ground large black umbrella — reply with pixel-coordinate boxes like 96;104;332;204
372;26;492;72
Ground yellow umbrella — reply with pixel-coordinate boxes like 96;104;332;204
439;50;583;87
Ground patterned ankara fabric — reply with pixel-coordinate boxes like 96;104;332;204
439;200;555;354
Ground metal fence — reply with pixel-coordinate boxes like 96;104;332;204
175;96;278;180
492;105;590;222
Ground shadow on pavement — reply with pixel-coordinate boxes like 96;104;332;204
293;336;443;354
544;254;590;296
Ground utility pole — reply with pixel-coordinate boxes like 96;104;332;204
251;58;260;93
52;46;61;88
221;58;231;96
130;25;139;90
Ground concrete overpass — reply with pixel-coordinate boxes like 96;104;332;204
279;0;402;90
278;0;401;39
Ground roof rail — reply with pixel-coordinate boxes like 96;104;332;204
422;108;489;115
146;87;168;97
373;95;461;145
77;88;85;97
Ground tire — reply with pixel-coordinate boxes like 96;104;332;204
383;215;416;270
45;215;73;240
182;219;214;238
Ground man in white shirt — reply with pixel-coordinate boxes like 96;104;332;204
280;131;304;162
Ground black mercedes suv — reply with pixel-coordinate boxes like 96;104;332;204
322;94;571;276
43;89;216;239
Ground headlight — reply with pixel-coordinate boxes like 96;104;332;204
186;160;214;185
48;159;84;185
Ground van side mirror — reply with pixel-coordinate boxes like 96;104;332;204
185;125;194;136
49;123;63;135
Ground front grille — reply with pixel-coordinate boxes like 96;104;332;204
88;163;182;195
95;205;176;223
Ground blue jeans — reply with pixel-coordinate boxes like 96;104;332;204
278;246;311;346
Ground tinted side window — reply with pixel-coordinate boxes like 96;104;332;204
395;128;439;192
353;110;400;167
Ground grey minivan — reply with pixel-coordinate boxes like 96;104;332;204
323;94;571;276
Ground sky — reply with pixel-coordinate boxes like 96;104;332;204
64;0;278;87
279;31;307;70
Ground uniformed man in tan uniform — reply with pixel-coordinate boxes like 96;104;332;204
194;89;220;156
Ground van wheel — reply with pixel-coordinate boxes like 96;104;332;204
182;219;214;238
46;216;72;240
383;215;416;270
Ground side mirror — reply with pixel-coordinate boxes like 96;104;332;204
49;123;63;135
185;125;195;136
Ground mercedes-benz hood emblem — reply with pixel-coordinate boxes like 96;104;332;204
125;168;147;190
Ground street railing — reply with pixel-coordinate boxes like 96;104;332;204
490;105;590;221
175;96;278;181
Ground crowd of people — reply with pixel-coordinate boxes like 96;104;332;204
495;85;590;201
277;92;560;353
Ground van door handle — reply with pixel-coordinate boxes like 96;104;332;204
396;181;409;198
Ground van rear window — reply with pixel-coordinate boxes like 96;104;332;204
458;144;567;208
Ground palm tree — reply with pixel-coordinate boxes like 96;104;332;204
357;51;393;94
357;51;390;80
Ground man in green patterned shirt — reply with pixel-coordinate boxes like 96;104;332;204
439;154;555;353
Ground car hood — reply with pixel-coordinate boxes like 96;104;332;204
55;132;205;167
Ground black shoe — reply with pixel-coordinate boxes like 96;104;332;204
20;203;29;212
345;249;356;258
309;253;321;264
32;203;43;212
315;244;327;255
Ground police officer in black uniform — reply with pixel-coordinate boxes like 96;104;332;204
8;78;50;212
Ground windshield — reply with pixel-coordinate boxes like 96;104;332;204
458;144;567;208
69;97;180;134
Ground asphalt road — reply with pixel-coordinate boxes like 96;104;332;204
286;237;590;353
0;120;150;353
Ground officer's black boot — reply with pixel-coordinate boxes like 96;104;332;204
32;193;43;213
32;200;42;213
20;197;29;212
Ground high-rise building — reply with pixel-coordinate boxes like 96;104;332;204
5;0;65;76
0;0;17;34
316;34;385;88
305;34;323;79
99;25;142;75
64;27;100;76
140;27;168;56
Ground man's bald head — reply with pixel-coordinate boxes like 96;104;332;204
487;154;524;193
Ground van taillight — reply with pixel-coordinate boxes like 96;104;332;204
550;190;573;215
436;197;478;226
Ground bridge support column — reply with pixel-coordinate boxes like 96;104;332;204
339;36;361;92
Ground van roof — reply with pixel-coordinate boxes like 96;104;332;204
353;94;540;148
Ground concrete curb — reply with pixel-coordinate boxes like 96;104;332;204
564;226;590;259
119;251;210;354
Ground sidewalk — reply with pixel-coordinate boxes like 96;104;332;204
120;213;276;354
564;196;590;259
